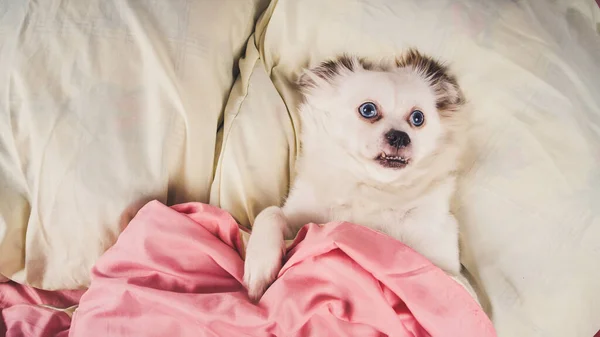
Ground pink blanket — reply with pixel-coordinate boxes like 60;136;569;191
1;201;495;336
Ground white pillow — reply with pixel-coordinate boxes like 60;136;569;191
0;0;269;290
212;1;600;336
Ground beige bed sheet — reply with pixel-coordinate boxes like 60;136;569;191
0;0;269;289
212;0;600;336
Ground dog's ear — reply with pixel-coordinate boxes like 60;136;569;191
298;55;369;92
396;49;465;115
297;67;328;91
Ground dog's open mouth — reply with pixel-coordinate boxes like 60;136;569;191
376;152;409;169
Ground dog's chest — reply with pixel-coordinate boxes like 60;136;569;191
326;189;412;231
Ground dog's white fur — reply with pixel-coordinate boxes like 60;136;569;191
244;50;469;301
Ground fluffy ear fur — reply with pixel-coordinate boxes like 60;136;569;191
395;49;465;115
297;55;372;92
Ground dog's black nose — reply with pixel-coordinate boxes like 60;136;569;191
385;129;411;148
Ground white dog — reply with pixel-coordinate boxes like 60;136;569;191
244;49;469;301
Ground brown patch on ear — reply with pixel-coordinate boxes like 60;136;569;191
396;49;465;115
298;55;372;90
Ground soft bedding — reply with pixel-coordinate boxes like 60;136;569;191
0;0;269;289
0;282;82;336
213;1;600;336
2;200;494;337
0;0;599;336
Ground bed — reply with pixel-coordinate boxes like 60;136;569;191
1;0;599;336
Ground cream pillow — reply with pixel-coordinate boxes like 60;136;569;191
0;0;268;289
212;1;600;336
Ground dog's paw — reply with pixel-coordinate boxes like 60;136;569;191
243;207;287;302
243;241;284;302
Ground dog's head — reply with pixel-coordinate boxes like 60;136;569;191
298;49;466;183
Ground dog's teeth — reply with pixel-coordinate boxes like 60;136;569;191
378;153;408;163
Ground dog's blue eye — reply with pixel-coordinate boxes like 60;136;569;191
359;102;378;119
409;110;425;127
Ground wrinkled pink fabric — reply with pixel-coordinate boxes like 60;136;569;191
0;282;83;336
69;200;495;337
